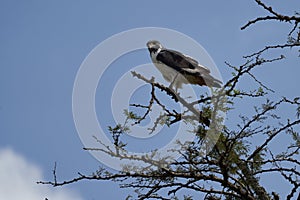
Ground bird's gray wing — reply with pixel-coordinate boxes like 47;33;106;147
156;49;210;75
156;49;222;87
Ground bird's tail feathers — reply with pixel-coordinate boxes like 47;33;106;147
201;75;222;88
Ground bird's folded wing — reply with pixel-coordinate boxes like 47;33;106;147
156;49;211;76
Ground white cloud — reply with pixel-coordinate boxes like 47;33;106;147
0;148;83;200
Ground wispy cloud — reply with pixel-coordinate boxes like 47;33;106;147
0;148;83;200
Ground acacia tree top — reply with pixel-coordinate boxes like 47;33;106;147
38;1;300;199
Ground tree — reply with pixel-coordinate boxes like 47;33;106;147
38;1;300;199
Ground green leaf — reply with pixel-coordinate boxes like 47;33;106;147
233;89;240;95
256;87;264;95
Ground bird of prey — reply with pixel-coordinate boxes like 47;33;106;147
147;40;222;90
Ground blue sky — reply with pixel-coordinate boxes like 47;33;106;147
1;1;300;199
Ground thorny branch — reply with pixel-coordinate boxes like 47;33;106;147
241;0;300;30
241;0;300;58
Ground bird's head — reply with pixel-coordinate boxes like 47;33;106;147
147;40;163;53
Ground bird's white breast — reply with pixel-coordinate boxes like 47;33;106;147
150;51;188;89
